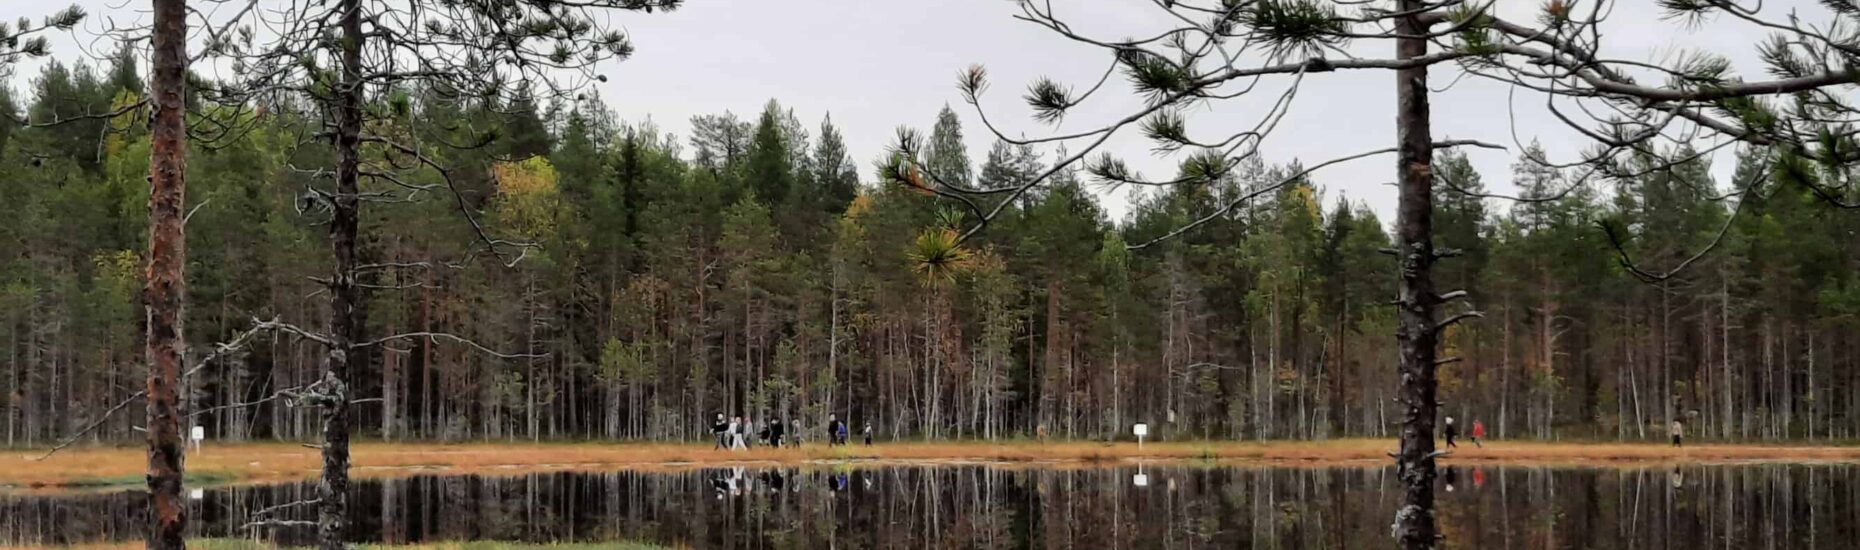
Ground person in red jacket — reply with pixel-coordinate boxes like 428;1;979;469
1471;420;1486;448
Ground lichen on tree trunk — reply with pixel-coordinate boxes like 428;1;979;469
317;0;364;548
1391;2;1441;549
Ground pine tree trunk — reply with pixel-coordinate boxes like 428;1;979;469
319;0;364;546
1391;3;1442;547
146;0;190;546
1721;278;1732;440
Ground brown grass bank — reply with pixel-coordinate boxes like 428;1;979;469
9;438;1858;490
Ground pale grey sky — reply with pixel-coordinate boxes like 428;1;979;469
21;0;1834;224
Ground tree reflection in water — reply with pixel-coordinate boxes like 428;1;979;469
2;463;1857;549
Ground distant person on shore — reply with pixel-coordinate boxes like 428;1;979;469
729;416;746;450
863;423;873;446
1471;420;1486;448
789;418;805;447
1443;416;1459;449
828;414;847;446
770;418;786;447
1670;419;1685;447
712;414;729;450
744;416;756;449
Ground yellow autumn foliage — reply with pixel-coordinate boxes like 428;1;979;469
492;157;562;241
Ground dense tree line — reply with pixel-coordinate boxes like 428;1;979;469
2;57;1856;447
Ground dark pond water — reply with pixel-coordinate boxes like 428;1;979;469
4;462;1859;549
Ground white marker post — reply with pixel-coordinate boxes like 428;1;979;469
1133;423;1148;451
190;425;205;454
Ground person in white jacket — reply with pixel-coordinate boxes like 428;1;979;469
728;416;746;450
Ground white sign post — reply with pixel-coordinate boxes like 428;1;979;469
189;426;205;454
1133;423;1148;450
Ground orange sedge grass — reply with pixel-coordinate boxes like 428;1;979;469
7;438;1858;491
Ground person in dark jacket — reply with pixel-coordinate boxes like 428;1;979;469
769;418;786;447
712;414;729;450
827;414;847;446
1444;416;1459;449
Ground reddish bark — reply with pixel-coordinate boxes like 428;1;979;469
145;0;190;548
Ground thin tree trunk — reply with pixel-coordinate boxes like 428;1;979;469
1391;4;1443;547
146;0;190;546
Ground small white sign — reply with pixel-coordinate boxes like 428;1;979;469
1133;423;1148;437
190;426;205;441
189;488;204;500
1133;474;1149;487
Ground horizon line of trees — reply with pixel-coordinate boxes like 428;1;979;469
3;54;1857;447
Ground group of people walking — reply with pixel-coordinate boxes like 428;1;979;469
711;413;872;450
1442;416;1487;449
1435;414;1703;449
1441;415;1692;448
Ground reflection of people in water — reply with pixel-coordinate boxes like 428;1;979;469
828;472;848;492
1443;466;1459;492
1472;468;1487;489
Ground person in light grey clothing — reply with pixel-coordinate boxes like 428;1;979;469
729;416;746;450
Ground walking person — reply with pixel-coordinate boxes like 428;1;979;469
1470;420;1485;448
1670;418;1684;447
712;413;729;450
769;417;786;448
743;416;756;449
729;416;746;450
863;422;873;446
789;418;805;447
828;414;847;446
1443;416;1459;449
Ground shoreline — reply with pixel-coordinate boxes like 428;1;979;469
10;439;1860;492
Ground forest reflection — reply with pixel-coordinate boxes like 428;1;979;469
4;462;1857;549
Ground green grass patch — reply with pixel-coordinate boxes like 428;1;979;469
58;469;239;489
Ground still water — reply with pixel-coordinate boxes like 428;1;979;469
3;462;1858;549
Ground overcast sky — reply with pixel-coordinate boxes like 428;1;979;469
22;0;1834;224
